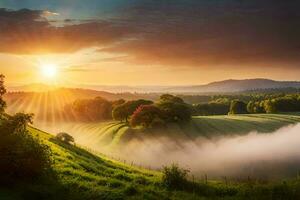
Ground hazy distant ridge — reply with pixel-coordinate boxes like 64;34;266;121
8;79;300;93
171;79;300;93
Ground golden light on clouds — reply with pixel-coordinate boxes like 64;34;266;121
0;3;300;86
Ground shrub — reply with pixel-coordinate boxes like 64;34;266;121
0;113;52;183
162;164;189;190
55;132;75;144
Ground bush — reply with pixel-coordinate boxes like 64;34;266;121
55;132;74;144
0;113;52;183
162;164;189;190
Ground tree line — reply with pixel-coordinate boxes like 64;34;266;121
64;94;192;128
64;92;300;124
193;94;300;115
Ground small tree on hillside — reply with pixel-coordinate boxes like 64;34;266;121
56;132;75;144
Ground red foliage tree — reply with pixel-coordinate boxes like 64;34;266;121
130;105;165;128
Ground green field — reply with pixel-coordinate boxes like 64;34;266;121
191;113;300;137
44;113;300;149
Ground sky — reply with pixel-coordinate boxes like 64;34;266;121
0;0;300;86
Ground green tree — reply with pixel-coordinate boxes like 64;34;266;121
112;104;129;122
158;101;191;122
157;94;191;122
229;100;248;114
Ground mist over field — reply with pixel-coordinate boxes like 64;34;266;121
121;124;300;179
38;122;300;179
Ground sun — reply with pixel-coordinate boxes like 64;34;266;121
41;63;58;78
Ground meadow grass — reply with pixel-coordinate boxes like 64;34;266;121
192;113;300;137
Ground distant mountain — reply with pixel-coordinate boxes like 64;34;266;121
80;79;300;93
7;79;300;93
166;79;300;93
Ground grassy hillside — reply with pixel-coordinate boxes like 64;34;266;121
1;121;300;199
1;126;171;200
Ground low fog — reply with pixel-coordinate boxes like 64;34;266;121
39;122;300;179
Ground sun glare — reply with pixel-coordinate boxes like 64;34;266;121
41;63;58;78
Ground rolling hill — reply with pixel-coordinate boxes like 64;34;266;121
2;121;300;200
39;113;300;150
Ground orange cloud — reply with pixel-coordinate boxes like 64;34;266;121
0;8;131;54
1;1;300;70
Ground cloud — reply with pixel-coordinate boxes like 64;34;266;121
42;10;59;16
1;1;300;68
101;0;300;67
0;8;132;54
